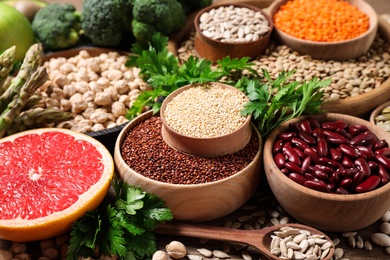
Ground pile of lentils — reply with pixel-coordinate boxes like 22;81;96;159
163;83;248;138
177;32;390;103
120;116;259;184
198;5;271;43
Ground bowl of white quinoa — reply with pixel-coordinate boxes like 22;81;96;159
160;82;252;157
194;2;273;62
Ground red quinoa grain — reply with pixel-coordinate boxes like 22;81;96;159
120;116;259;184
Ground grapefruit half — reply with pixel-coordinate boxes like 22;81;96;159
0;128;114;242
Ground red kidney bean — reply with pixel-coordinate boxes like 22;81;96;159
368;161;378;171
274;153;286;168
340;178;353;189
278;132;297;141
353;170;365;186
304;180;330;193
378;164;390;185
317;138;329;157
339;144;359;158
314;164;334;175
284;161;304;174
299;118;312;133
355;175;381;193
330;148;342;161
292;137;309;150
350;131;373;146
306;117;321;129
355;158;371;177
335;187;350;194
335;128;352;139
301;156;311;172
288;122;301;133
281;168;289;175
294;147;305;159
375;147;390;157
374;139;388;150
304;173;317;181
282;144;301;165
289;173;307;186
322;119;348;130
342;156;355;168
355;146;375;160
307;166;329;181
348;124;369;136
273;139;284;154
375;154;390;170
341;167;359;179
318;157;342;169
298;132;316;145
330;167;344;184
327;182;336;191
322;130;349;144
304;147;319;162
312;127;322;138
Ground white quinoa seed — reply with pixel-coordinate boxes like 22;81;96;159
163;83;248;138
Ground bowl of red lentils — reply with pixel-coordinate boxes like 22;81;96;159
267;0;378;61
194;2;273;62
160;82;252;157
114;110;263;222
263;112;390;232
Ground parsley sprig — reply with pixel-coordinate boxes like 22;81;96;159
125;33;260;120
67;176;173;260
240;69;331;137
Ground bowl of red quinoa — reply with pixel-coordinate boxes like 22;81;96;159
194;2;273;62
160;82;252;157
263;112;390;232
114;110;263;222
267;0;378;60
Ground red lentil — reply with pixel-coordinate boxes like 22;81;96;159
273;0;370;42
120;116;259;184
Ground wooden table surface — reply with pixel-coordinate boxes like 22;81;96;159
2;0;390;259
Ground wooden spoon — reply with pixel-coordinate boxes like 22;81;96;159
155;221;335;260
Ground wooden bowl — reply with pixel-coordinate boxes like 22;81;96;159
193;2;273;62
369;100;390;130
114;110;263;222
160;83;252;157
263;113;390;232
267;0;378;61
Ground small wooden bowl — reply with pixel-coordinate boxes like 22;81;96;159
369;100;390;129
160;83;252;157
194;2;273;62
114;110;263;222
263;113;390;232
267;0;378;61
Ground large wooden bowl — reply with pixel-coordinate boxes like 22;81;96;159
114;110;263;222
160;83;252;157
263;113;390;232
267;0;378;61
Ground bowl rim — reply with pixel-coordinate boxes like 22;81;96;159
264;112;390;201
194;2;274;46
268;0;378;45
114;110;263;188
369;100;390;124
160;82;252;141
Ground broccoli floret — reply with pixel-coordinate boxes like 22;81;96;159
132;0;186;42
81;0;133;47
178;0;212;15
31;3;82;51
131;20;156;43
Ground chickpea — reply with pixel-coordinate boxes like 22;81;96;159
166;241;187;259
94;92;112;106
112;101;126;117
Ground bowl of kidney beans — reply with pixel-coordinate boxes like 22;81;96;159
263;113;390;232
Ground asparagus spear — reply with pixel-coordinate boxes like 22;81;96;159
0;46;16;95
22;94;43;111
0;43;43;113
0;67;48;138
7;107;72;136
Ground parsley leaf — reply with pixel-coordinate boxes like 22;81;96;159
67;176;173;260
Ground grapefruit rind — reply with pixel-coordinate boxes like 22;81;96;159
0;128;114;242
